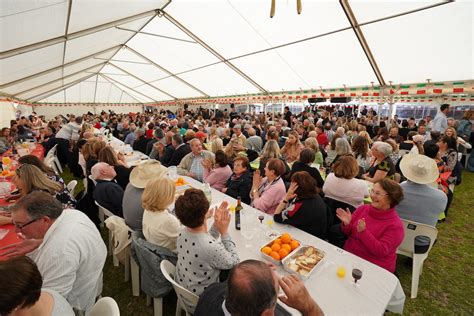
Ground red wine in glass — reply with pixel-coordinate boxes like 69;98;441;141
258;215;264;224
352;268;362;284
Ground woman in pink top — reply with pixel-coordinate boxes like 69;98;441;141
251;158;287;214
337;178;404;273
202;150;232;192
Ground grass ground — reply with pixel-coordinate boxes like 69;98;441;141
62;170;474;315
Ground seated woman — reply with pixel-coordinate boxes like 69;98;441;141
324;134;341;166
323;155;369;208
304;137;324;166
336;178;404;273
251;158;287;214
18;154;66;186
98;146;131;190
0;256;74;315
274;171;327;239
202;150;233;192
223;156;253;205
363;141;395;183
398;131;417;151
352;136;371;174
174;189;239;296
328;138;352;170
12;164;76;208
258;140;290;178
438;135;458;172
289;148;324;190
142;178;180;253
281;131;303;163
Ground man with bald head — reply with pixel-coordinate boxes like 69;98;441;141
177;138;214;182
194;259;323;316
91;162;124;217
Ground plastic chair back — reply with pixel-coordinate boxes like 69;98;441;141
397;219;438;257
160;260;199;314
45;144;58;160
67;180;77;193
90;297;120;316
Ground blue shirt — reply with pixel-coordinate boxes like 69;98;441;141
190;154;204;182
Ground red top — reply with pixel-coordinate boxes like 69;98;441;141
316;133;329;148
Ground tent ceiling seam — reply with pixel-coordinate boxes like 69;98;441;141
340;0;385;86
100;73;157;102
107;62;177;100
28;72;96;102
116;27;197;43
124;45;209;97
0;45;123;89
161;10;268;94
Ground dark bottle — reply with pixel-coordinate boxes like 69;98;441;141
235;197;242;230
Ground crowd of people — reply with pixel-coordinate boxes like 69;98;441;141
0;103;472;315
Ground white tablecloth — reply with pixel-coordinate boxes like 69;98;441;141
182;176;405;315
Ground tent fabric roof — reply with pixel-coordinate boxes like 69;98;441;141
0;0;472;104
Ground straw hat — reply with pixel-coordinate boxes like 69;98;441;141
399;154;439;184
129;159;168;189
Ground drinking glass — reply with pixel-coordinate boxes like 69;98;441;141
168;166;178;181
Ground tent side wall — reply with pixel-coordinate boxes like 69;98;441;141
33;104;144;119
0;100;33;128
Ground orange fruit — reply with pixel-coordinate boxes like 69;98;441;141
271;243;281;252
273;238;282;245
281;233;292;244
278;248;289;259
261;246;272;255
290;240;300;250
177;177;184;183
281;244;292;252
1;170;8;176
270;251;281;261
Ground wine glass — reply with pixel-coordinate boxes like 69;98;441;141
352;268;363;286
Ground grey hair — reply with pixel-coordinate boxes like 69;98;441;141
13;191;63;220
335;138;352;155
189;138;201;146
373;141;392;157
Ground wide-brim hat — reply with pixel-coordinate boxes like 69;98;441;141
399;154;439;184
129;159;168;189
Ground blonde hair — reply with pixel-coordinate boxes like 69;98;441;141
16;164;63;195
142;178;176;212
260;140;281;159
304;137;320;153
358;131;373;145
210;138;224;153
224;137;243;160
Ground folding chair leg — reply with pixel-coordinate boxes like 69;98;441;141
124;252;130;282
98;209;105;228
154;297;163;316
175;300;183;316
411;255;425;299
131;256;140;296
146;295;151;306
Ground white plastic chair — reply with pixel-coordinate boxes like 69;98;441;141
160;260;199;316
90;297;120;316
46;144;63;174
66;180;77;194
45;144;58;161
95;201;116;253
396;219;438;299
45;157;60;175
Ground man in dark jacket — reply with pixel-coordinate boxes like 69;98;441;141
132;128;149;154
165;134;191;167
91;162;124;217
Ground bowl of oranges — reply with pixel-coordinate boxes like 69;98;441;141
175;177;186;186
260;233;300;265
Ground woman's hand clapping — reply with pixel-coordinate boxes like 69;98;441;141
336;208;352;226
213;201;231;235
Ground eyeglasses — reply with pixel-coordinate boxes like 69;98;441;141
369;189;388;197
13;218;38;230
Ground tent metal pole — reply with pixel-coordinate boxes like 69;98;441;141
99;75;144;104
340;0;385;86
116;27;196;43
15;62;107;97
125;46;209;97
61;0;74;79
93;75;99;103
0;9;159;59
100;73;158;102
161;11;268;94
0;45;123;89
107;62;177;100
28;73;96;102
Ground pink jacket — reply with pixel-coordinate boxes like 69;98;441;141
252;177;287;214
341;204;404;273
203;165;233;192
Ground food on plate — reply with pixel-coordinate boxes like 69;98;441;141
2;157;12;165
285;246;324;277
175;177;186;185
260;233;300;261
1;170;8;176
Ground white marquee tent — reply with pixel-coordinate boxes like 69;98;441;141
0;0;473;108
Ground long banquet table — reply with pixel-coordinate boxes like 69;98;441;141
181;176;405;315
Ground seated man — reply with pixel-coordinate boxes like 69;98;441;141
91;162;124;217
165;134;191;167
4;191;107;313
397;154;448;252
177;138;215;182
194;259;323;316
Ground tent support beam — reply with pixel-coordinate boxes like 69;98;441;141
99;74;145;104
93;75;99;103
100;73;158;102
161;11;268;94
0;9;159;59
61;0;74;79
107;62;177;100
15;62;107;97
116;27;197;43
340;0;385;86
28;73;96;102
0;45;123;89
125;46;209;97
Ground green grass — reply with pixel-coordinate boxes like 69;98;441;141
61;170;474;315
